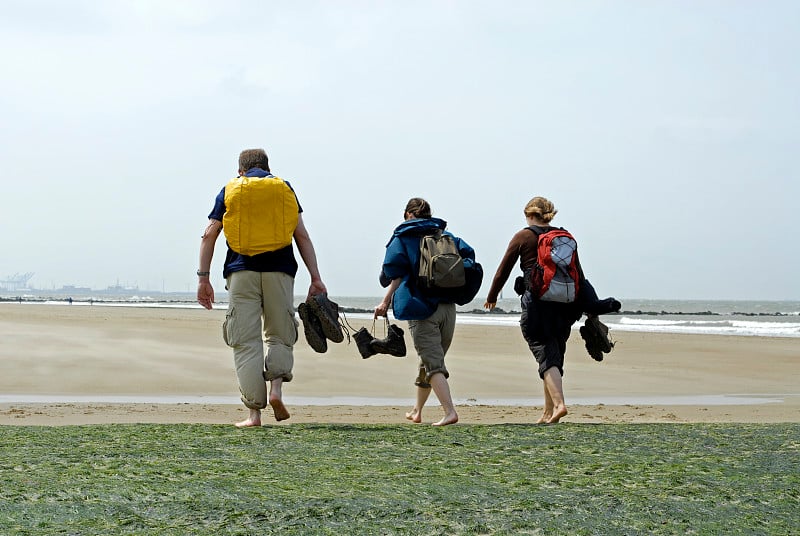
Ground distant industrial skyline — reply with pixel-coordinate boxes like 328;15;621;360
0;272;180;294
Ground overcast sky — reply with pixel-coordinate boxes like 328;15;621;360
1;1;797;300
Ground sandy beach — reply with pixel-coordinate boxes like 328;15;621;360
1;303;797;426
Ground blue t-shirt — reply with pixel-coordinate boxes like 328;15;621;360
208;168;303;279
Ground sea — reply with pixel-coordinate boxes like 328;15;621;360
2;291;799;339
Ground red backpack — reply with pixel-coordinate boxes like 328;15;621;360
528;226;580;303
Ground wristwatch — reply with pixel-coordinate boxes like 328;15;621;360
196;270;211;277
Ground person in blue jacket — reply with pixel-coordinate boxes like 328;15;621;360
374;198;477;426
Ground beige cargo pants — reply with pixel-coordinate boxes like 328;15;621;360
224;271;298;410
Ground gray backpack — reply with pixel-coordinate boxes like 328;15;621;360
417;230;466;291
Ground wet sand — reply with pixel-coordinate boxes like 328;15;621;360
1;303;797;425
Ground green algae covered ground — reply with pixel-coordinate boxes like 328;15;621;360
1;423;798;535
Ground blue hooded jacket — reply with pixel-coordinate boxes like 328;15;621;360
380;217;477;320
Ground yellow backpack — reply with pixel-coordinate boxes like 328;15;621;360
222;175;299;256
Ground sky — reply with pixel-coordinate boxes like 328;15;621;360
1;1;798;301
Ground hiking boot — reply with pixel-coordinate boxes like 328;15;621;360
370;323;407;357
308;293;344;343
353;327;377;359
298;302;327;353
579;316;614;362
414;364;431;389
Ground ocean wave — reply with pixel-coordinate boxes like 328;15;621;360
614;317;800;338
619;318;721;326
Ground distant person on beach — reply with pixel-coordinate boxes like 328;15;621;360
197;148;328;427
484;196;619;424
374;198;479;426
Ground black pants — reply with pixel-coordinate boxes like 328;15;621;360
520;292;578;378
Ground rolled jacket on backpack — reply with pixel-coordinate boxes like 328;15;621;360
577;279;621;316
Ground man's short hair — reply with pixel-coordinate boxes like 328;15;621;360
238;148;270;173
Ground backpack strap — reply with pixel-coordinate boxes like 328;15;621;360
527;225;558;236
523;226;547;282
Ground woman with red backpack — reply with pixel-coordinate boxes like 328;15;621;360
484;196;619;424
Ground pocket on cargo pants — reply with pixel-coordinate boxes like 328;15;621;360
222;306;238;347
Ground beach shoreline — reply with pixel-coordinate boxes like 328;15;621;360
2;400;798;426
1;303;798;426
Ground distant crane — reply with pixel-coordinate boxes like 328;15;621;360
0;272;34;291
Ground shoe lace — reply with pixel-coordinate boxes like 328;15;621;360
338;313;392;346
367;317;390;338
338;311;359;344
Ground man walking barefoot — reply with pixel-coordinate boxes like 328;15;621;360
198;148;328;427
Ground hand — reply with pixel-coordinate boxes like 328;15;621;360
374;301;389;318
198;280;215;310
307;279;328;300
484;301;496;311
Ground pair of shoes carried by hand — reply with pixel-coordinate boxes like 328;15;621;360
298;293;344;353
579;315;614;362
298;302;327;353
354;319;406;359
308;292;344;343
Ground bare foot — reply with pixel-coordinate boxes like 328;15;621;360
405;408;423;423
536;412;552;424
432;412;459;426
235;409;262;428
269;395;291;422
547;405;568;424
